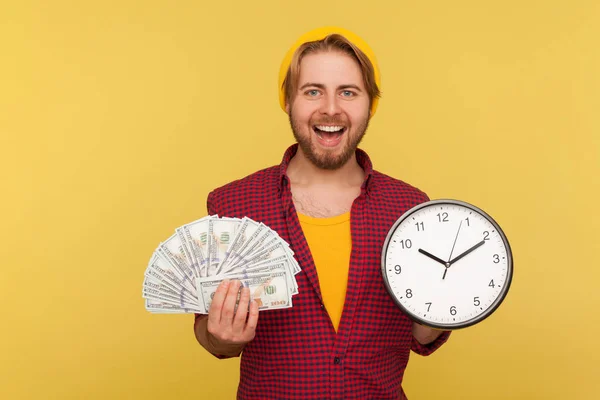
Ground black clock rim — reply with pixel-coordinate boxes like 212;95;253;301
380;198;514;330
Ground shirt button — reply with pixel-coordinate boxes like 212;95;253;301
334;357;341;365
320;303;325;309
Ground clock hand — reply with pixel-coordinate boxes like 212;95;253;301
418;249;448;266
442;220;463;280
419;248;451;280
448;240;486;265
447;220;463;263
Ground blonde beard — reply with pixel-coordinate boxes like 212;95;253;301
288;112;369;170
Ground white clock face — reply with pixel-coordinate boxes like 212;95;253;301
382;200;513;329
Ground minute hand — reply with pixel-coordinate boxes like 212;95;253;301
448;240;485;265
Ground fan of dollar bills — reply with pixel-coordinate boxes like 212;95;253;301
143;215;300;314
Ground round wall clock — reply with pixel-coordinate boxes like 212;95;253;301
381;199;513;330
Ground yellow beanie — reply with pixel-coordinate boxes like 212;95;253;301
278;26;381;117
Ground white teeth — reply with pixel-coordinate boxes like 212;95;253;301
315;125;344;132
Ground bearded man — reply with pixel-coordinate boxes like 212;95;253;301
194;26;451;400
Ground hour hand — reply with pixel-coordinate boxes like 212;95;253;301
448;240;486;265
418;248;447;266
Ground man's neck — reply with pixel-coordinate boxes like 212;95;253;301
286;147;365;188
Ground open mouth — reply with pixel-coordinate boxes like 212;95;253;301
312;125;347;147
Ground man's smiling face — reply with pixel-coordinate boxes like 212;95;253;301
287;51;371;170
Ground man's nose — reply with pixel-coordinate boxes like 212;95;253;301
319;94;342;115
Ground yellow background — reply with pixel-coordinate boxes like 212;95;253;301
1;1;598;399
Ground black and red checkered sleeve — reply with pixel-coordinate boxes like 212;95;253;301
411;330;451;356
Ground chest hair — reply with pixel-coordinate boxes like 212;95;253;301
292;188;360;218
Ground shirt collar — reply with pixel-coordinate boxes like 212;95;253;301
278;143;375;193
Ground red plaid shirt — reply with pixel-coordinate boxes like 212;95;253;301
198;144;450;400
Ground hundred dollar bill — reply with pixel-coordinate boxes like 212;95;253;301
196;271;292;313
247;237;300;275
147;252;196;296
143;274;197;304
208;216;239;276
229;261;298;296
180;216;210;277
228;242;296;275
225;225;274;268
206;217;215;276
246;230;299;274
159;234;197;281
223;254;298;295
156;247;196;291
234;228;298;266
225;254;287;274
244;225;292;256
237;246;301;275
145;299;197;314
215;217;257;274
175;226;200;278
219;222;266;271
142;287;202;312
144;264;181;295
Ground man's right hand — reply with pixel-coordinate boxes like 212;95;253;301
205;279;259;353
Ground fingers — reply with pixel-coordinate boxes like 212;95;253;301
232;286;250;332
244;299;259;335
208;279;231;325
207;279;259;345
220;279;242;325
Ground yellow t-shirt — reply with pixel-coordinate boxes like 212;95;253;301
298;212;352;332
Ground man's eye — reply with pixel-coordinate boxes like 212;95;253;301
341;90;355;97
306;90;319;96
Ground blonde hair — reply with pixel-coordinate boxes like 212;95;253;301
282;34;381;113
